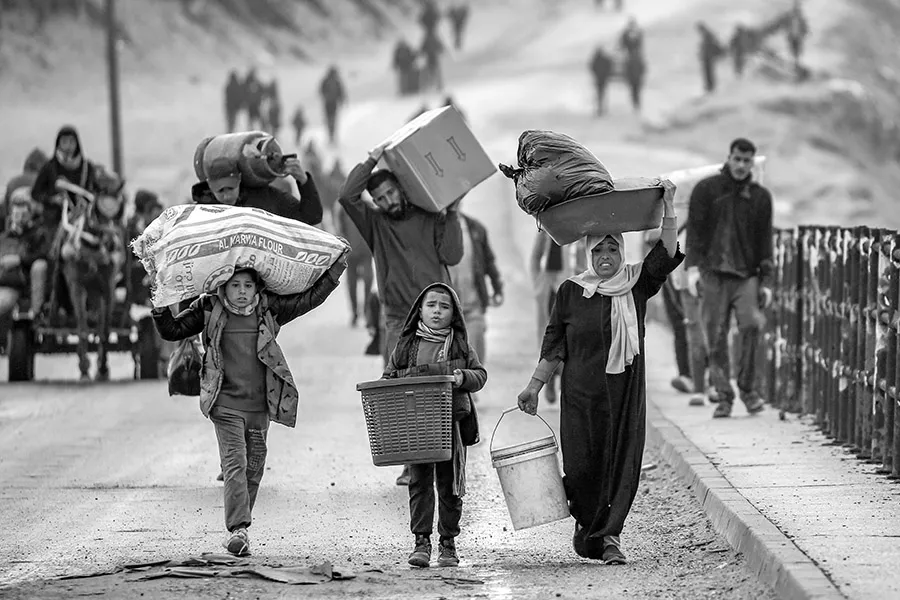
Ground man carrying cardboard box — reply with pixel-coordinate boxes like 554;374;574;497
339;141;464;485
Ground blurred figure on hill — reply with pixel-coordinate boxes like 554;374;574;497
697;22;725;94
291;106;306;147
686;138;772;419
319;66;347;145
224;70;243;133
623;50;645;112
2;148;48;233
420;29;446;92
619;17;645;111
419;0;441;35
589;46;614;116
728;24;753;78
619;17;643;58
393;39;419;96
447;3;470;51
786;0;809;80
263;80;282;137
243;68;263;130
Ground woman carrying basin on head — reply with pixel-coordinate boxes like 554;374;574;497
517;179;683;564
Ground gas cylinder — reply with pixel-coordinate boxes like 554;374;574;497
193;131;287;188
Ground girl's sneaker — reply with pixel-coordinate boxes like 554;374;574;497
225;527;250;556
408;534;431;567
437;537;459;567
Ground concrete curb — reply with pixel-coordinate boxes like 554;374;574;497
645;402;846;600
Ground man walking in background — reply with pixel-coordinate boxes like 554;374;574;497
619;18;646;112
320;66;347;145
448;207;504;367
589;46;614;116
697;22;725;94
686;138;772;418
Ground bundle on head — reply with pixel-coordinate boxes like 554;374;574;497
499;130;614;215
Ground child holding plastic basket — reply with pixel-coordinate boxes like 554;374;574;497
152;257;346;557
382;282;487;568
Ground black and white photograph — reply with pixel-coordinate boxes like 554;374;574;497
0;0;897;598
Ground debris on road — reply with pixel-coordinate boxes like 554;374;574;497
59;554;359;586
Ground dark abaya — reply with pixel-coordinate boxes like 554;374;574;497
540;241;684;558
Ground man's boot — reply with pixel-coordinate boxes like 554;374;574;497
712;401;733;419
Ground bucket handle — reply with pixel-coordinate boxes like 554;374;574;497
489;406;559;454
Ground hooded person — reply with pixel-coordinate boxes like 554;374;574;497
151;257;348;558
191;154;323;227
517;180;683;565
31;126;98;229
5;148;49;205
2;148;49;234
382;282;486;569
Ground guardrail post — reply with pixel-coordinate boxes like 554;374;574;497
892;234;900;478
859;228;878;459
838;229;854;444
872;230;895;469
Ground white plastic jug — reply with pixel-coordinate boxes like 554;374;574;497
490;407;570;530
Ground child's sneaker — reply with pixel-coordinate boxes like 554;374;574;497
225;527;250;556
408;534;431;567
437;537;459;567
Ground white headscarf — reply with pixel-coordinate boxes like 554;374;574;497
568;233;642;374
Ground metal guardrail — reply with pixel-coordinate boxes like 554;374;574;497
761;226;900;478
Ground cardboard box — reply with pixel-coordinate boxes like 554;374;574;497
380;106;496;213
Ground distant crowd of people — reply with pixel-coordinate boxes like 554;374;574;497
587;0;811;116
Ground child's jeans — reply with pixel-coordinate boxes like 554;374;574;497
409;460;462;538
210;406;270;532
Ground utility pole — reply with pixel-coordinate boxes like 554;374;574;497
106;0;124;176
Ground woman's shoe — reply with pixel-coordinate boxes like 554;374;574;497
602;544;626;564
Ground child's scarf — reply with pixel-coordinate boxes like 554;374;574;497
217;287;260;316
568;233;642;374
415;321;454;362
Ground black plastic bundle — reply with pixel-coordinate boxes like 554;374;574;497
499;130;614;215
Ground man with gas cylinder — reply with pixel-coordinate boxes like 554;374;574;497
338;139;464;486
191;143;323;227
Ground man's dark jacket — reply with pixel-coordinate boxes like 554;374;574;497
191;175;323;225
685;166;773;286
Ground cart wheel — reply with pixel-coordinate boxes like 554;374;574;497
8;321;35;382
136;317;161;379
